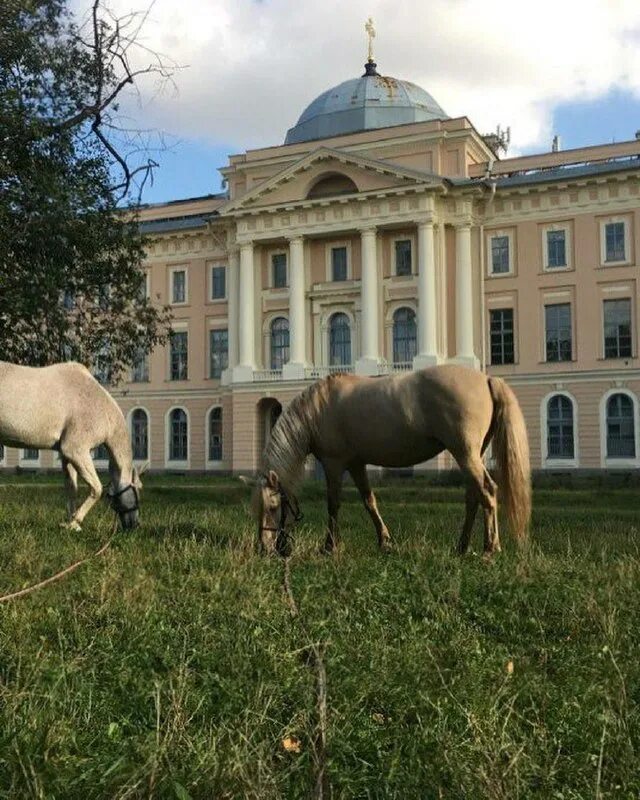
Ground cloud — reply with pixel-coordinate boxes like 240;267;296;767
72;0;640;155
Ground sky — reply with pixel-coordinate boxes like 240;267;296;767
70;0;640;204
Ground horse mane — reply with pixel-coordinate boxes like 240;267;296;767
262;376;335;490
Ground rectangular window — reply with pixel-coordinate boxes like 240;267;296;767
395;240;412;276
22;448;39;461
209;328;228;379
138;272;149;302
545;303;572;362
131;349;149;383
491;236;510;274
172;269;186;304
211;266;226;300
547;230;567;269
604;298;632;359
489;308;515;365
272;254;287;288
331;247;348;282
170;331;188;380
605;222;626;263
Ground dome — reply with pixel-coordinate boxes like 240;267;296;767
284;61;448;145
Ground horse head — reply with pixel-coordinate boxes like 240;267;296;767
240;470;301;557
108;462;147;531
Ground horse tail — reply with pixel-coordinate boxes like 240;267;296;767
488;376;531;542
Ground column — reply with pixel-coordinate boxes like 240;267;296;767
356;226;381;375
221;247;239;385
413;219;439;369
282;236;306;380
232;241;256;382
454;223;479;367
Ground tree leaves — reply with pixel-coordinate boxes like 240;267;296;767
0;0;172;381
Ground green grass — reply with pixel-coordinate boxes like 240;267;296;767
0;478;639;799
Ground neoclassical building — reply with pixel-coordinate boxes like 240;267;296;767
4;53;640;473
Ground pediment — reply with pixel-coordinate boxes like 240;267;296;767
220;148;442;213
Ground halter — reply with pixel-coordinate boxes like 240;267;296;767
106;483;140;514
260;484;303;556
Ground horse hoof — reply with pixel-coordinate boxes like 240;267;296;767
61;520;82;532
379;539;393;553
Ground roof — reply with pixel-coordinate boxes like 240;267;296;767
452;157;640;190
139;213;217;234
284;62;448;145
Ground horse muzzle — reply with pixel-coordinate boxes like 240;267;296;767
119;509;140;530
107;484;141;530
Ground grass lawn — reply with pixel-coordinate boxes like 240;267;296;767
0;477;638;799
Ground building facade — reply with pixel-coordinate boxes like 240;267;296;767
4;57;640;473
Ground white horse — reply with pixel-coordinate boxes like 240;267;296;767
0;360;142;530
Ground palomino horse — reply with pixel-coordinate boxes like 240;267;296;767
248;365;531;556
0;361;142;530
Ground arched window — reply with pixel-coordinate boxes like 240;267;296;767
547;395;574;459
92;444;109;461
329;313;351;366
307;173;358;199
270;317;290;370
209;407;223;462
606;393;635;458
169;408;188;462
393;307;417;364
131;409;149;461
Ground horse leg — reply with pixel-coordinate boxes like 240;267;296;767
456;452;500;557
348;462;392;551
61;457;79;521
457;485;480;555
60;449;103;531
322;460;344;554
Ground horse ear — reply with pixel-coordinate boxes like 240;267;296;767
138;461;150;477
238;475;258;487
132;466;143;489
266;470;279;490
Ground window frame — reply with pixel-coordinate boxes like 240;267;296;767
206;405;224;466
391;306;417;364
130;348;150;383
393;237;414;278
129;407;150;464
603;297;633;360
19;448;41;467
600;217;632;267
209;327;229;380
541;392;578;468
542;223;572;272
328;311;352;367
165;406;190;468
489;307;515;366
486;230;515;277
600;390;639;467
169;328;189;381
270;251;288;290
169;267;188;305
544;302;573;363
325;241;352;282
210;264;227;301
269;316;290;370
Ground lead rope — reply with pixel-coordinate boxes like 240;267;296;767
282;555;329;800
0;515;118;604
